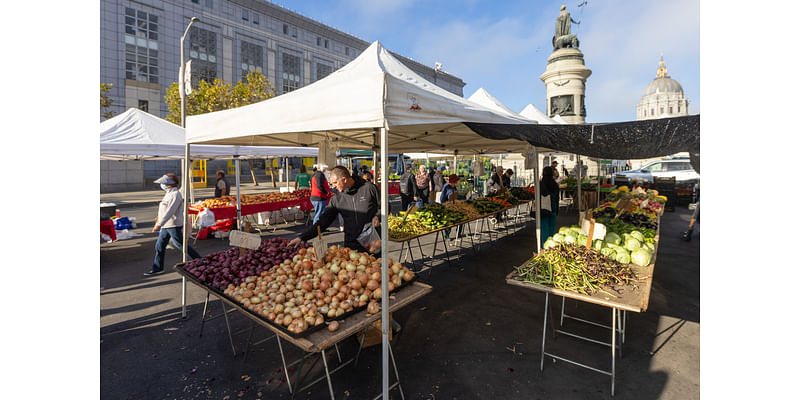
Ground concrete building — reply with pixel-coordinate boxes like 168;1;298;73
99;0;465;192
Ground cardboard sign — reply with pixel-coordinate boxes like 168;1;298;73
311;226;327;262
401;205;418;225
581;218;607;244
229;230;261;250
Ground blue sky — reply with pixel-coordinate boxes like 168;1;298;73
275;0;699;123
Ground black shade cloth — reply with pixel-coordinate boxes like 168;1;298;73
465;115;700;171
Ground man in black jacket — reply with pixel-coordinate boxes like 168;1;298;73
290;166;381;252
399;164;418;211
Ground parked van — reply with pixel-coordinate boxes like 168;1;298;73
614;158;699;184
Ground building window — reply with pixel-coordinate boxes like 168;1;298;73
191;0;199;3
669;106;673;114
124;7;159;84
660;107;664;115
345;47;349;56
317;37;321;46
242;9;248;21
282;52;301;93
253;13;259;24
678;105;681;113
138;100;149;112
188;26;218;86
324;39;329;49
316;63;333;81
283;24;288;34
651;109;654;116
291;27;297;38
241;41;263;81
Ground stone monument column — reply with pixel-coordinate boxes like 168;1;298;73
539;5;592;124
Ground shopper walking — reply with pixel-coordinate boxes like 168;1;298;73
539;166;560;246
214;170;230;198
432;166;445;204
399;164;418;211
415;165;431;206
146;173;201;276
310;164;331;224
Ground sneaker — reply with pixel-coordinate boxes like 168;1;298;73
143;270;165;276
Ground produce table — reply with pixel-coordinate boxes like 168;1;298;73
388;201;533;273
188;197;314;220
505;219;660;396
175;262;432;399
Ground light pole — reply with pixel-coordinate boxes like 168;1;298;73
180;17;199;128
180;16;198;319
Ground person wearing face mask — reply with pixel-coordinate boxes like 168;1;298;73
145;173;201;276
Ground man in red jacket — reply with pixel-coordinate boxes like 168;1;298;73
310;164;331;224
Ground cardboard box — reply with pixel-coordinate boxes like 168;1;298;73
357;313;392;348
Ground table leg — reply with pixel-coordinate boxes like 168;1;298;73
321;348;336;400
466;221;477;255
541;293;549;371
276;336;293;394
389;342;406;400
243;321;255;361
221;300;237;357
611;307;617;396
354;327;369;367
440;231;453;268
560;297;565;327
199;292;210;337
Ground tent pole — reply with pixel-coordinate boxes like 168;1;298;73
533;147;541;253
597;159;601;208
379;127;390;399
182;143;190;319
285;156;289;190
235;157;241;230
576;154;582;212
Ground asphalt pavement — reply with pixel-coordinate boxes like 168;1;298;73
100;196;699;400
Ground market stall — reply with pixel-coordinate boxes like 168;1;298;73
184;41;541;398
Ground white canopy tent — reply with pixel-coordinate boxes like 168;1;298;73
185;41;541;398
100;108;318;160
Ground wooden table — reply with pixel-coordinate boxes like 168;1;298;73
505;223;659;396
175;263;431;399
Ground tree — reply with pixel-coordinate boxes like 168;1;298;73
101;83;115;120
164;70;276;125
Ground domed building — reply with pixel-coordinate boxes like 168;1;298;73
637;55;689;120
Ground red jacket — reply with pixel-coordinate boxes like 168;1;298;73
310;171;331;201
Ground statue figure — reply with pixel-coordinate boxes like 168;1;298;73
553;5;580;50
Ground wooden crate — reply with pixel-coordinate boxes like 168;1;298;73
357;313;393;348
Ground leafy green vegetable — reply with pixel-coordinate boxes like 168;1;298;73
605;232;622;245
615;248;631;264
624;237;642;251
631;248;652;266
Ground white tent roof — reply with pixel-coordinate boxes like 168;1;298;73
519;104;564;124
186;41;534;154
551;115;569;124
100;108;317;160
468;88;531;120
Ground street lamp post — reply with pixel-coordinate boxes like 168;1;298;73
180;17;198;128
180;17;198;319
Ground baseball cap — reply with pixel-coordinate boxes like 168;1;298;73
154;175;176;185
448;174;460;183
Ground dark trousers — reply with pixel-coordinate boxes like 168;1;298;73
152;227;201;273
417;188;429;205
400;192;413;211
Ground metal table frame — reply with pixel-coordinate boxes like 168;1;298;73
176;265;431;399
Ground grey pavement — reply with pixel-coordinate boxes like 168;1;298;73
100;206;699;399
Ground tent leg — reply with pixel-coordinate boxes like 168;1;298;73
379;127;390;400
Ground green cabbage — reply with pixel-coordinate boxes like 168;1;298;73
600;247;617;259
577;234;588;244
552;233;565;243
544;239;558;249
558;226;572;234
605;232;622;245
644;242;655;251
615;248;631;264
624;237;641;251
630;230;645;242
631;248;652;266
593;239;604;251
564;234;577;244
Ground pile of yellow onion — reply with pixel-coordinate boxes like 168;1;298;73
223;245;415;334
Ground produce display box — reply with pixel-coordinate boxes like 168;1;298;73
388;205;514;242
174;262;327;339
507;216;660;312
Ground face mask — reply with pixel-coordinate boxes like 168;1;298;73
160;184;169;191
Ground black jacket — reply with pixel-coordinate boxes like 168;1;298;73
299;175;380;249
399;171;417;196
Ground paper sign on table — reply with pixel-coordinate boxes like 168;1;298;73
311;226;327;261
229;230;262;250
581;218;607;242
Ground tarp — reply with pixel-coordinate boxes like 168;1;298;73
463;114;700;170
186;41;534;154
100;108;318;160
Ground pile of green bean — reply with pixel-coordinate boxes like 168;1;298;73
516;243;638;296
